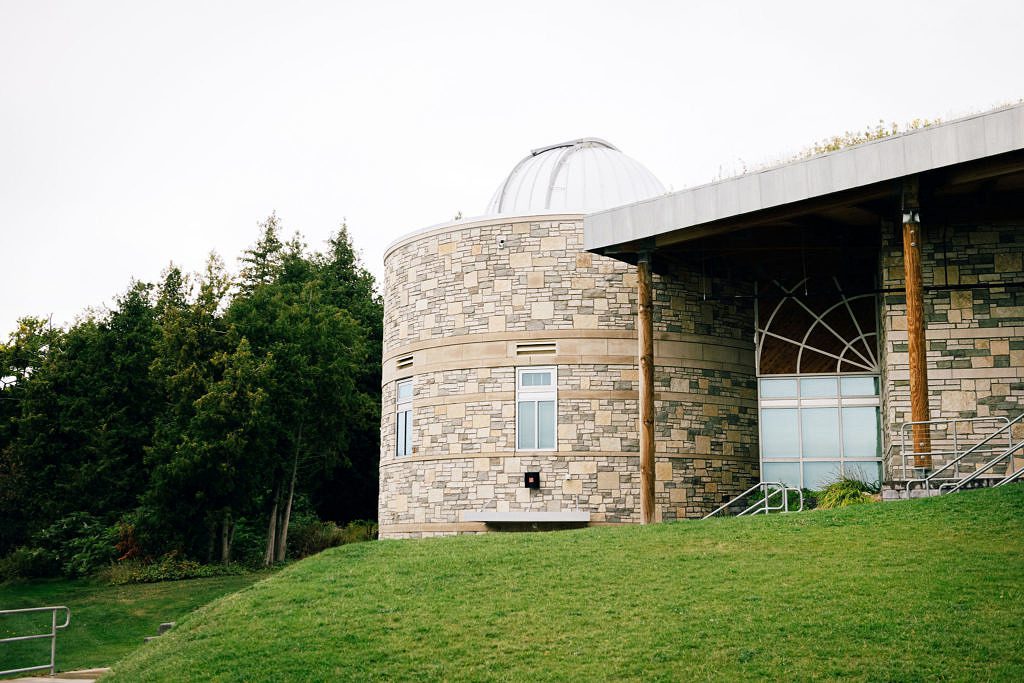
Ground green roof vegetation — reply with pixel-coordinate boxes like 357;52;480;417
105;486;1024;682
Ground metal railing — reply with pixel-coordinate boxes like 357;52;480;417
0;606;71;677
998;461;1024;486
942;439;1024;494
890;416;1011;482
903;413;1024;494
703;481;803;519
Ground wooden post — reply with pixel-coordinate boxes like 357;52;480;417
902;177;931;468
637;255;656;523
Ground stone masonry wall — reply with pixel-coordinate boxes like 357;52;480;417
880;220;1024;471
380;216;760;536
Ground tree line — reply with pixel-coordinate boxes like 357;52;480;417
0;215;382;573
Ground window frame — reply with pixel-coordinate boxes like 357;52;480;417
757;371;882;489
516;366;557;451
396;378;413;457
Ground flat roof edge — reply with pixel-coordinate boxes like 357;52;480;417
585;102;1024;252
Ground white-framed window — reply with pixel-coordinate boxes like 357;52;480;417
516;366;557;451
758;374;882;489
755;276;883;490
396;379;413;457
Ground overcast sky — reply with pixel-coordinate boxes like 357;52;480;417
1;0;1021;336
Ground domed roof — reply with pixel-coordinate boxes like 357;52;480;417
486;138;665;215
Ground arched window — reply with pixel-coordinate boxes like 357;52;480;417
755;277;881;490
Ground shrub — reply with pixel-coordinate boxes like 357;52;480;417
31;513;118;578
102;553;247;585
288;518;378;559
0;546;60;581
817;477;878;510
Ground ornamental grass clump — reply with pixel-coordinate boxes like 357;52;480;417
817;477;878;509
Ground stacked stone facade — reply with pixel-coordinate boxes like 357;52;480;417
379;215;760;538
880;220;1024;474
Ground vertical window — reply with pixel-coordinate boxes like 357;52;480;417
516;367;556;450
396;379;413;456
758;375;881;489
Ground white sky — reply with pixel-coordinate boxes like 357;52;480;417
1;0;1022;337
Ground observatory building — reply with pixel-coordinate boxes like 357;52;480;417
380;107;1024;539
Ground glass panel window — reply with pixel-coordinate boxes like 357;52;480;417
840;376;879;396
801;408;840;457
521;371;552;387
800;377;837;398
397;381;413;401
517;367;557;451
396;379;413;457
762;462;801;488
761;409;799;458
760;378;798;398
844;461;882;487
536;400;555;449
842;407;880;458
517;401;537;450
803;461;842;490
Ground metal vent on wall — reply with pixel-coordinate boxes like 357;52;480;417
396;354;414;370
516;341;556;356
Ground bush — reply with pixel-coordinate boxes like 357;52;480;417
0;546;60;581
817;477;878;510
32;513;118;578
101;553;247;585
288;519;377;559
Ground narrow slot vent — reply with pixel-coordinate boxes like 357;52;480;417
396;354;414;370
516;341;556;356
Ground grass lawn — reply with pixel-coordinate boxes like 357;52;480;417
0;572;270;677
103;485;1024;682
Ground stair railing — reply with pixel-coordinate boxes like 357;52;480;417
0;606;71;677
904;412;1024;493
895;416;1010;483
703;481;803;519
943;438;1024;494
997;461;1024;486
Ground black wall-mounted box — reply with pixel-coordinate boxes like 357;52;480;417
524;471;540;489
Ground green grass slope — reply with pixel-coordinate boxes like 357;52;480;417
0;573;266;676
107;486;1024;682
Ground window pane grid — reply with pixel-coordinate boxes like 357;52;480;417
758;374;880;489
517;367;556;451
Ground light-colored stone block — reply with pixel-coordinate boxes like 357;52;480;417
531;301;554;319
569;460;597;474
573;314;598;329
941;390;977;412
509;252;532;268
655;462;673;481
540;235;566;251
597;471;620;490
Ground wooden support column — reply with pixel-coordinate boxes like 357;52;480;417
637;254;656;524
902;177;932;468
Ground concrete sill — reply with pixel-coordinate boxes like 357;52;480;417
461;511;591;523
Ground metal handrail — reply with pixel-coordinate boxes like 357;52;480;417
897;416;1011;481
904;413;1024;492
0;606;71;676
703;481;803;519
997;461;1024;486
944;439;1024;494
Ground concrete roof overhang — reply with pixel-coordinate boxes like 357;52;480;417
585;103;1024;260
